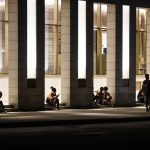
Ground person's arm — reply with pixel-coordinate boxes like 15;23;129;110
107;92;111;97
56;94;60;98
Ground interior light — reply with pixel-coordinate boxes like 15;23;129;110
78;1;86;79
122;5;130;79
0;0;5;7
101;4;107;13
27;0;36;78
139;8;147;31
45;0;54;6
94;4;97;12
102;32;107;55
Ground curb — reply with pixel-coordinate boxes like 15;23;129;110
0;116;150;128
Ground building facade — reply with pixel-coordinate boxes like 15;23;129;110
0;0;150;110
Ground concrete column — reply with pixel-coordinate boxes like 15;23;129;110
129;5;136;104
115;4;136;106
61;0;71;106
18;0;45;111
8;0;18;108
107;5;116;105
70;0;93;108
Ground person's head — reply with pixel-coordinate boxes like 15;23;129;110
104;86;108;91
100;87;104;91
52;87;56;93
145;74;149;80
0;91;2;98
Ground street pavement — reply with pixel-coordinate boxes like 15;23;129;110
0;105;150;127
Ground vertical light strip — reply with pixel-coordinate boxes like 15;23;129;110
122;5;130;79
27;0;36;78
0;0;5;71
78;1;86;79
0;20;2;71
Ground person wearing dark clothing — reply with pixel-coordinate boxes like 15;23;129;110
97;87;104;105
0;91;5;113
92;87;104;107
137;89;144;103
103;86;112;105
142;74;150;112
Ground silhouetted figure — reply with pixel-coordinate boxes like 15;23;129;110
97;87;104;105
46;86;60;110
137;89;144;103
142;74;150;112
92;87;104;107
103;86;112;105
0;91;5;113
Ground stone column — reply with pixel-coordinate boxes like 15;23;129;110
8;0;18;108
115;4;136;106
107;5;116;105
18;0;45;110
61;0;71;106
70;0;93;108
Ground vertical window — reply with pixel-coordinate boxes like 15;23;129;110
45;0;61;75
93;3;107;75
78;0;86;79
0;0;8;74
27;0;37;78
122;5;130;79
136;8;147;75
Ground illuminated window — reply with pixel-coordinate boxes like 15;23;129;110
78;0;86;79
27;0;36;78
93;3;107;75
0;0;8;74
122;5;130;79
136;8;147;75
45;0;61;75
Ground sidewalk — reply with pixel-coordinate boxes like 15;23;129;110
0;106;150;127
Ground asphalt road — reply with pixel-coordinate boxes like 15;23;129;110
0;121;150;149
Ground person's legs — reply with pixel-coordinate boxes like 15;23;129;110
0;101;4;112
107;96;112;102
53;98;59;110
147;96;150;110
55;98;59;110
99;98;103;105
144;96;149;112
93;95;99;101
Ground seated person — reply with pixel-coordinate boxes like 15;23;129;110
92;87;104;107
137;89;144;103
93;90;100;107
97;87;104;105
0;91;5;113
46;86;60;110
103;86;112;105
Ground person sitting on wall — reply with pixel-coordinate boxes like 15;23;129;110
92;87;104;107
103;86;112;105
137;88;144;103
92;90;100;107
46;86;60;110
0;91;6;113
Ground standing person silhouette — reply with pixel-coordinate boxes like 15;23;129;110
142;74;150;112
0;91;5;113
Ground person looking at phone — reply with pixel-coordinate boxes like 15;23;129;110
46;86;60;110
